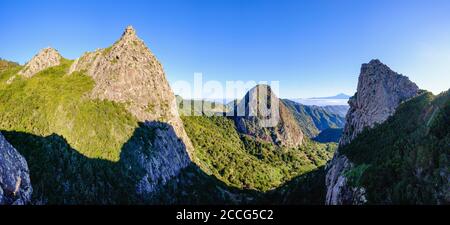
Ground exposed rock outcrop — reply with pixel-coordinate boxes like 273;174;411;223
69;26;195;198
0;132;32;205
339;59;420;146
325;59;420;204
233;84;304;148
18;47;62;77
120;122;191;201
325;153;367;204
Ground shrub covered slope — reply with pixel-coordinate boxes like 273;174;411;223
182;115;335;192
341;91;450;204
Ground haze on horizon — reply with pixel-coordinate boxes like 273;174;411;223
1;0;449;99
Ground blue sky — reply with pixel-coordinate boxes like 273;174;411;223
1;0;449;99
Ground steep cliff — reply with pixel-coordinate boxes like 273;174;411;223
339;59;420;146
233;84;304;148
326;59;420;204
0;132;32;205
336;91;449;204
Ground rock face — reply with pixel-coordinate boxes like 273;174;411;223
69;26;194;198
325;59;420;204
325;153;367;204
339;59;420;146
121;122;191;201
69;25;193;153
0;133;32;205
233;84;304;147
18;47;62;77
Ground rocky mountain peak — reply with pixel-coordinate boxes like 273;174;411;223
116;25;142;47
123;25;137;37
326;59;420;205
366;58;382;65
68;26;195;197
70;25;193;151
69;26;173;121
18;47;62;78
233;84;304;148
239;84;275;115
254;83;271;89
339;59;420;146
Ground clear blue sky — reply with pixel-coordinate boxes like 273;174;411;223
1;0;449;98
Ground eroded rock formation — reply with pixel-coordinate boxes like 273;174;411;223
233;84;304;148
339;59;420;146
325;59;420;204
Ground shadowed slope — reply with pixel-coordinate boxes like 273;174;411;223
1;122;260;205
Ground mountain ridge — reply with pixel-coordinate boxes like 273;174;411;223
18;47;62;78
0;28;448;205
282;99;347;138
309;93;351;99
0;26;196;203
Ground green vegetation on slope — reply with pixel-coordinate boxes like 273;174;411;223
0;58;19;72
176;96;228;116
0;58;335;204
0;59;151;203
0;60;139;161
341;91;450;204
282;99;346;138
182;115;336;192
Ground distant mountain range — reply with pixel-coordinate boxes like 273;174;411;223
185;94;351;107
310;93;352;99
282;99;347;138
290;93;351;106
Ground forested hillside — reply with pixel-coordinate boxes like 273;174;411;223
182;115;335;192
340;91;449;204
282;99;346;138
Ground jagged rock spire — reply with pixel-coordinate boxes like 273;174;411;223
18;47;62;78
123;25;136;37
325;59;420;205
69;26;169;123
68;26;195;199
339;59;420;146
117;25;141;45
69;25;194;151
